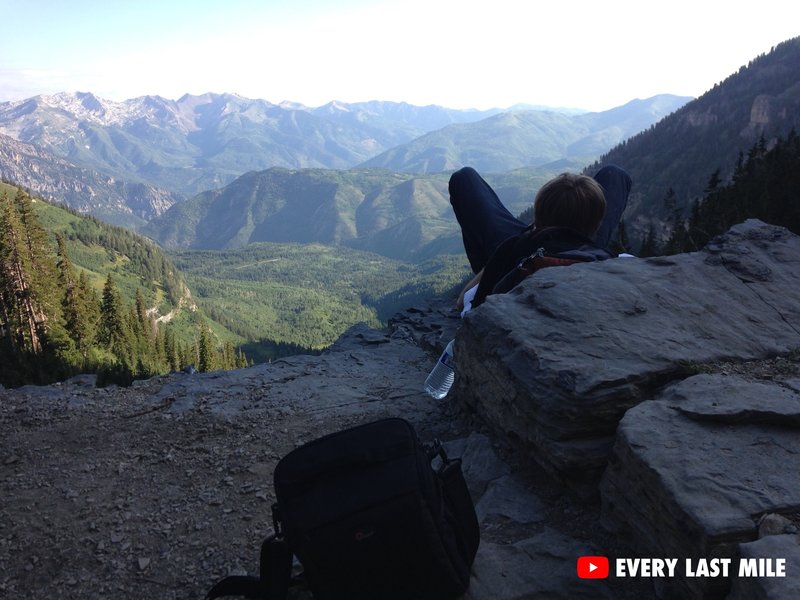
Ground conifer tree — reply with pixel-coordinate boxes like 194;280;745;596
191;339;201;371
0;191;45;354
0;191;76;383
57;234;88;360
608;220;631;255
133;288;154;341
639;223;660;257
704;169;722;194
666;131;800;255
184;341;195;371
198;322;215;372
163;326;180;372
131;289;144;338
0;194;26;383
236;348;249;369
1;185;261;386
663;187;677;213
78;273;100;342
0;193;22;352
222;340;235;370
99;275;132;365
154;327;167;369
14;190;61;336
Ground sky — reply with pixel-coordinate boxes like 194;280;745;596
1;0;798;112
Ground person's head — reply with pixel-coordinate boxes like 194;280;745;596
533;173;606;238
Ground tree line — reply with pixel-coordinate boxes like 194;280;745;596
622;130;800;257
0;189;249;388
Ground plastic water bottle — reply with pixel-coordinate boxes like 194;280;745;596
424;339;455;399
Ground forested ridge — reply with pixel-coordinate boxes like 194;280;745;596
637;130;800;257
0;183;249;387
590;36;800;243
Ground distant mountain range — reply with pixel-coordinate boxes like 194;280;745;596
359;96;690;173
0;92;688;226
141;33;800;258
143;31;800;258
3;37;799;257
0;93;501;197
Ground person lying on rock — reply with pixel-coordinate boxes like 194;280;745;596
449;165;632;314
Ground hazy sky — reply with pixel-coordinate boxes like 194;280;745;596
1;0;797;111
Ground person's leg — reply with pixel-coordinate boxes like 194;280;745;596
449;167;527;273
592;165;633;250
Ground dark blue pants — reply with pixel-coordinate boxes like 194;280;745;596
449;165;632;273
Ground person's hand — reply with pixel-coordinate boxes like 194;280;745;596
457;269;483;311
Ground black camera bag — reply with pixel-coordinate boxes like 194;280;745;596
207;417;479;599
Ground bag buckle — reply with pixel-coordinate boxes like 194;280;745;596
426;438;450;463
271;503;283;538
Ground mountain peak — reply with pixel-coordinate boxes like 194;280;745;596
75;91;104;111
318;100;352;113
26;92;156;127
37;91;109;120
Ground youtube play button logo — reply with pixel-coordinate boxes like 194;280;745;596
577;556;610;579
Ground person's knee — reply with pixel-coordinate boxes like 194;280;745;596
449;166;480;204
595;165;632;186
594;165;633;197
449;166;479;186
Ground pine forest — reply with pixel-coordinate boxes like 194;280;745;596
0;186;248;387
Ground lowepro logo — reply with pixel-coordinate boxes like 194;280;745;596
577;556;610;579
354;527;375;542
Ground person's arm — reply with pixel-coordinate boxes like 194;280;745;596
457;269;483;311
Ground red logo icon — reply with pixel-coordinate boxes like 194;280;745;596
577;556;609;579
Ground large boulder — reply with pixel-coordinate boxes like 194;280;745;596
453;220;800;491
600;374;800;599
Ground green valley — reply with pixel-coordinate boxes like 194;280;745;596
170;242;471;359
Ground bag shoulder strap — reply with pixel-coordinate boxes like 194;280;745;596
206;532;294;600
517;253;585;276
206;574;265;600
475;226;606;308
488;248;592;298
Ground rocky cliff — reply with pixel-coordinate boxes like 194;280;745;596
2;220;799;599
0;133;180;226
455;219;800;598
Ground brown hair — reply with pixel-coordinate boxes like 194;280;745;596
533;173;606;237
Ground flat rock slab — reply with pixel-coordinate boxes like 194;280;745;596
475;474;546;525
444;432;512;491
600;374;800;598
454;220;800;489
390;300;462;354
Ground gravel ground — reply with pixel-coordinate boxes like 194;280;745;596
2;324;795;599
